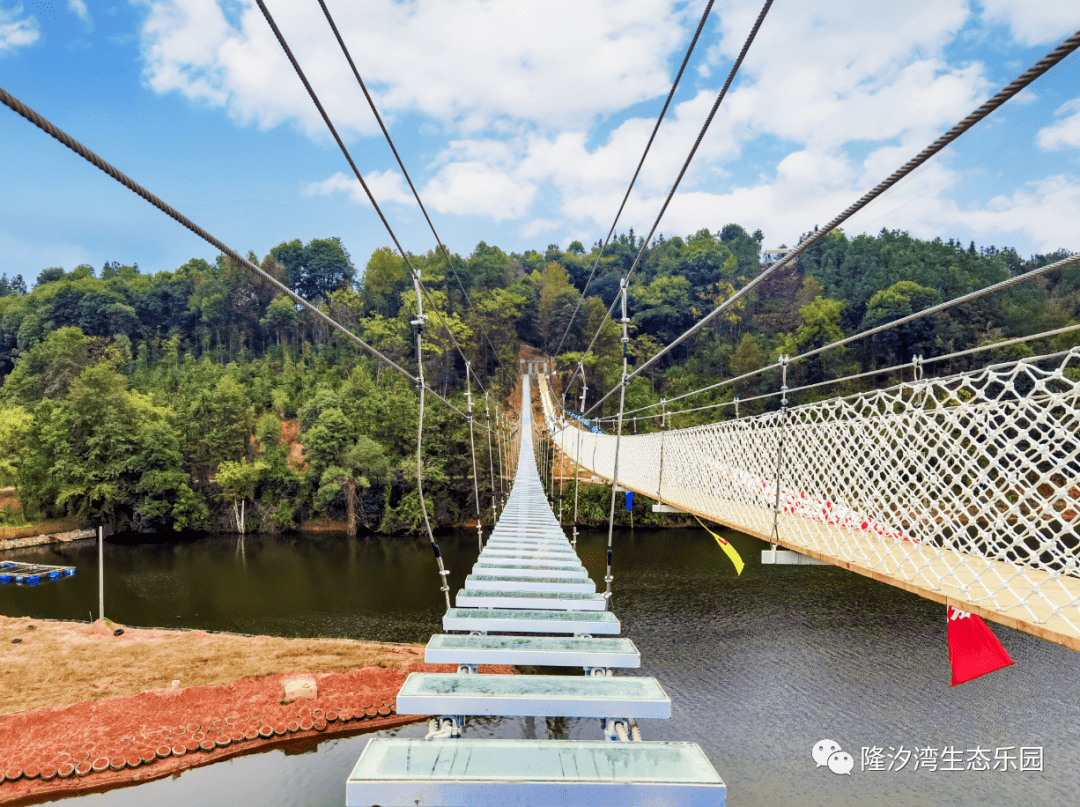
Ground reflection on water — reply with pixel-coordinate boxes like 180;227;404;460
2;526;1078;806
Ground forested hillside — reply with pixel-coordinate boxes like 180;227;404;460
0;225;1075;535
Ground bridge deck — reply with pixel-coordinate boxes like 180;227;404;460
455;588;608;610
473;562;588;578
396;673;670;718
346;373;725;806
425;634;640;667
347;739;725;807
540;368;1080;653
663;484;1080;652
442;607;621;634
464;574;596;593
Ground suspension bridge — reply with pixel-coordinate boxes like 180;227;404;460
3;0;1080;802
347;373;727;806
537;359;1080;654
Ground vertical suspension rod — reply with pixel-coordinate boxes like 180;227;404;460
604;278;631;604
768;356;790;560
465;361;483;554
656;398;668;500
410;274;451;609
572;367;586;550
484;392;498;525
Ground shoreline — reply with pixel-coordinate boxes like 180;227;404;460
0;616;513;804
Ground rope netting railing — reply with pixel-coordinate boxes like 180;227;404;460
536;354;1080;651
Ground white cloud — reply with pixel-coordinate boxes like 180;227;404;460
0;4;40;56
504;0;988;237
422;162;536;221
67;0;93;30
978;0;1080;46
304;169;414;206
520;218;562;240
1038;99;1080;150
136;0;687;134
133;0;1077;256
950;174;1080;253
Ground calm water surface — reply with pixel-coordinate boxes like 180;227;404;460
1;526;1078;807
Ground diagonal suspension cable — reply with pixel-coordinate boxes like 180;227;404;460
0;83;475;422
315;0;509;385
551;0;717;362
610;249;1080;419
563;0;774;401
632;320;1080;429
255;0;486;397
583;26;1080;417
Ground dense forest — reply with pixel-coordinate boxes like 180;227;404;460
0;225;1075;536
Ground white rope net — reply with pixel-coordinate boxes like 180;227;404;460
538;350;1080;649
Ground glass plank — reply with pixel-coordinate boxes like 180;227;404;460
350;738;724;785
395;673;670;718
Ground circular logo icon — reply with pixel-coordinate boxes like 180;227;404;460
828;750;854;775
812;739;841;768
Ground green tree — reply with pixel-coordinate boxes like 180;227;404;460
261;295;298;357
216;458;268;533
1;326;93;405
272;237;355;302
0;405;33;492
631;274;694;344
314;436;390;535
861;281;940;368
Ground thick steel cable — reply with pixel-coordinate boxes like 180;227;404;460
255;0;486;397
563;0;774;400
0;83;479;421
584;27;1080;416
616;249;1080;418
552;0;717;363
921;323;1080;368
619;321;1080;429
315;0;508;384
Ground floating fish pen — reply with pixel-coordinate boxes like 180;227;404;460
0;561;76;586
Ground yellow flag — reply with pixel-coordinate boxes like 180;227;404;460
697;517;745;576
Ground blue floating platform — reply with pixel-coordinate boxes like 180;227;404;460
0;561;76;585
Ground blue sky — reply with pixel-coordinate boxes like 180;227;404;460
1;0;1079;285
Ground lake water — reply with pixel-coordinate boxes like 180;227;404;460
1;526;1078;807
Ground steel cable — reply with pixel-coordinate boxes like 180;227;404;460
584;27;1080;417
315;0;509;384
609;320;1080;428
614;249;1080;418
564;0;774;400
0;83;478;421
551;0;717;362
255;0;486;398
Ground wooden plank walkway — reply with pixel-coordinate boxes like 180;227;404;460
346;374;726;806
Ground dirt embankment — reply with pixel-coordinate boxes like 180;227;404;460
0;617;512;804
0;488;81;543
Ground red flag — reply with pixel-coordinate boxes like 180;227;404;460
947;605;1015;686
